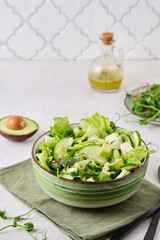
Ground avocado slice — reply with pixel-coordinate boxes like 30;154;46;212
99;143;112;158
109;158;123;171
0;115;39;141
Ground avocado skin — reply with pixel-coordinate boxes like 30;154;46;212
0;116;39;141
0;129;38;141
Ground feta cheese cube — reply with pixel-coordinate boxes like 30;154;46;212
105;133;119;144
120;142;133;155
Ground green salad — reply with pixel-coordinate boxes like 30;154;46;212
36;112;155;182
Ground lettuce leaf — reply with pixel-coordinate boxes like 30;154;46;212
80;112;114;139
36;150;51;171
36;136;60;171
50;117;73;139
122;145;155;166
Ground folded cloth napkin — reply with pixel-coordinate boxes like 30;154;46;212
0;159;160;240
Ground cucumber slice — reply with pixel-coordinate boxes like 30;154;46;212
112;149;120;160
114;128;130;135
121;134;132;145
54;137;73;160
111;136;123;149
79;145;106;165
129;131;141;147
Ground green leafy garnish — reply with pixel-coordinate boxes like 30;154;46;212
0;208;47;239
129;84;160;124
0;210;7;219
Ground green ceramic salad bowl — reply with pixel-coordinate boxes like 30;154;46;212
31;113;154;208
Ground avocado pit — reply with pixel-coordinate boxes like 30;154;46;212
5;115;26;130
0;115;39;141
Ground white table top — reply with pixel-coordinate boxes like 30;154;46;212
0;60;159;240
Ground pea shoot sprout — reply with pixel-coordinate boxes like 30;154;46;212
0;208;47;240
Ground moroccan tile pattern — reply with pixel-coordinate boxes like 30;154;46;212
0;0;160;60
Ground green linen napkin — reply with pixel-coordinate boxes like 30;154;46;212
0;159;160;240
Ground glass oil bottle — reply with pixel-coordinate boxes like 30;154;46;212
88;32;123;92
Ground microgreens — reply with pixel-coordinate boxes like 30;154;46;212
0;208;47;240
128;83;160;125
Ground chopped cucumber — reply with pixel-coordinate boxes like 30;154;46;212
112;149;120;160
114;128;130;135
111;136;123;149
129;131;141;148
79;145;106;165
121;133;132;145
54;137;73;160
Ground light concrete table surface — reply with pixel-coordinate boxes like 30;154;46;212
0;60;159;240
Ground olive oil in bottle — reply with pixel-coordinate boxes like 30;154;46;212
88;32;123;92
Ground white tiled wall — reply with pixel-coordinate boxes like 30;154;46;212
0;0;160;60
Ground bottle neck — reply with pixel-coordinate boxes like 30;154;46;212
100;41;123;64
100;42;114;56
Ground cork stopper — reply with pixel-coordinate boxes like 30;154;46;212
100;32;113;44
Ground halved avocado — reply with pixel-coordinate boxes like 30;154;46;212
0;115;39;141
